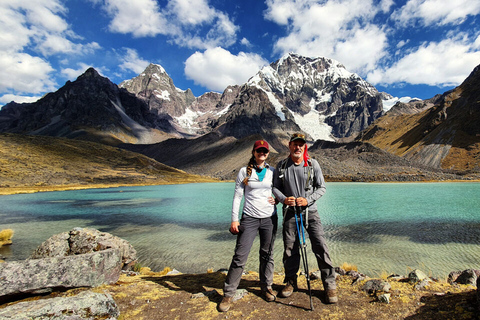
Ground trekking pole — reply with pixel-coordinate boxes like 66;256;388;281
294;206;314;311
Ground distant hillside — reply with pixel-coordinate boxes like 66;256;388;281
0;133;216;194
358;64;480;171
121;133;479;182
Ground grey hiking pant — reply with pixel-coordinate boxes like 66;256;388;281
283;208;336;290
223;214;278;297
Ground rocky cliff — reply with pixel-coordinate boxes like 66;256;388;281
358;64;480;170
0;68;171;145
119;64;240;137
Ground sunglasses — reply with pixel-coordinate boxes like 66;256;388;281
255;148;269;153
291;133;305;139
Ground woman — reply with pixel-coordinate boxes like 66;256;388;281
218;140;278;312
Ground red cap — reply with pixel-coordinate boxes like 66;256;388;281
253;140;270;150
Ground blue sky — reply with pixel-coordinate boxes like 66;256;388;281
1;0;480;107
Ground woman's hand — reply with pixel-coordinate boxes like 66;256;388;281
268;196;277;205
230;221;240;234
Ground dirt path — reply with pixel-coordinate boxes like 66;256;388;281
92;270;478;320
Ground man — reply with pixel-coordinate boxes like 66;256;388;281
272;133;337;304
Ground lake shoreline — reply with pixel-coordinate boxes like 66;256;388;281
1;178;479;196
0;179;224;196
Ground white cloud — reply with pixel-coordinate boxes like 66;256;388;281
264;0;480;89
119;48;150;74
396;39;409;48
25;0;69;33
184;47;268;92
265;0;389;74
392;0;480;26
263;0;298;25
0;52;55;94
241;38;252;47
379;0;394;13
0;94;42;106
474;35;480;49
102;0;171;37
0;0;101;103
61;63;93;80
1;1;99;55
0;3;31;52
99;0;238;49
167;0;215;25
366;36;480;86
37;34;77;56
334;25;388;73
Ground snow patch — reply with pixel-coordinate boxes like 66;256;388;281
293;108;334;142
265;91;286;121
345;101;357;107
155;90;171;101
316;90;332;103
215;104;231;116
152;64;166;74
382;96;421;111
175;108;202;132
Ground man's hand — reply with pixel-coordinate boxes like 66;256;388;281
295;197;308;206
230;221;240;234
284;196;296;206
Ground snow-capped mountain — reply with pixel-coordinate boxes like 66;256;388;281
0;53;389;146
213;53;384;142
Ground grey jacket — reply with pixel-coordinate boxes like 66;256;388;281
272;157;326;213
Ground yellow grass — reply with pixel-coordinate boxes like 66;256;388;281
340;262;358;272
0;229;14;246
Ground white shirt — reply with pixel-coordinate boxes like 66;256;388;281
231;166;276;222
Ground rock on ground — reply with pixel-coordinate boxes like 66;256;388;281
31;227;137;269
0;291;119;320
0;248;122;297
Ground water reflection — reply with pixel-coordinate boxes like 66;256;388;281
1;182;479;277
326;221;480;245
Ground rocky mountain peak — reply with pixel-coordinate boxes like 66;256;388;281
79;67;101;78
119;63;197;134
72;67;119;93
0;67;168;144
120;63;177;96
239;53;384;141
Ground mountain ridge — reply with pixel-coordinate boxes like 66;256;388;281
0;54;479;182
358;63;480;170
0;68;173;145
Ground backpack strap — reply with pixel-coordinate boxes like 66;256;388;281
304;159;314;191
278;157;289;186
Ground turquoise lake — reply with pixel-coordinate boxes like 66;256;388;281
1;182;479;278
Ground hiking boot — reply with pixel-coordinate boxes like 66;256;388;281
218;296;233;312
326;289;338;304
280;279;297;298
262;287;276;302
